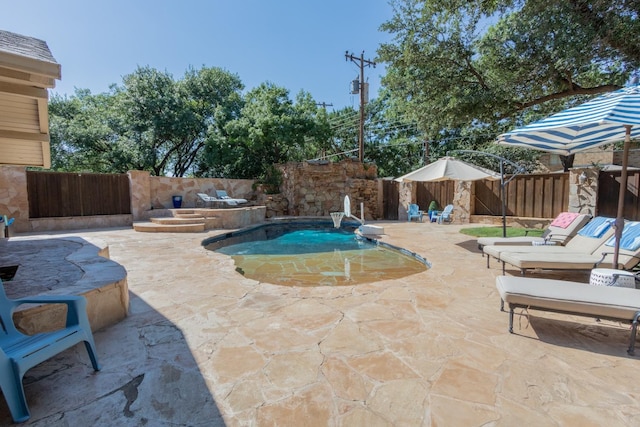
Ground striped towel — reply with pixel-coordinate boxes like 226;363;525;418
577;216;614;238
605;221;640;250
550;212;580;229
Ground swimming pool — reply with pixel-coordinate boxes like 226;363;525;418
203;220;429;286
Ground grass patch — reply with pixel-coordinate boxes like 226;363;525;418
459;226;545;238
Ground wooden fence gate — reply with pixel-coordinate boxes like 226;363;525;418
382;180;399;220
27;171;131;218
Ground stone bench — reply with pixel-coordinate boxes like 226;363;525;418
0;236;128;334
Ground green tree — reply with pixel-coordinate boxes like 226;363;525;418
49;66;244;176
49;89;134;173
120;66;244;176
378;0;640;170
201;82;332;180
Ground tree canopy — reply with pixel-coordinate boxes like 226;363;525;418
378;0;640;170
199;82;332;180
50;66;245;176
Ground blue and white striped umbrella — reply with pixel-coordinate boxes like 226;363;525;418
497;85;640;155
497;84;640;268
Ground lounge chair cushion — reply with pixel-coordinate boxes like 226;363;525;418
498;251;605;270
549;212;581;228
604;221;640;251
496;275;640;322
577;216;614;238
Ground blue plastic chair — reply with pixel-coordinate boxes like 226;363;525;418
0;280;100;422
434;204;454;224
407;204;424;222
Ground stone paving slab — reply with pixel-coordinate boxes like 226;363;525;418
1;222;639;425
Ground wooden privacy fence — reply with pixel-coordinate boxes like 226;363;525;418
381;174;569;219
474;172;569;218
598;169;640;220
27;171;131;218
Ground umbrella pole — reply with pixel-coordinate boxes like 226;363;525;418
500;160;506;237
613;125;632;268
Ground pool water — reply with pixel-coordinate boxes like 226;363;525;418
205;223;429;287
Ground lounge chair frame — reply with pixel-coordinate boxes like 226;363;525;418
504;301;640;355
497;276;640;355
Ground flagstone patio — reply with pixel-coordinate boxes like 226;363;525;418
1;221;639;426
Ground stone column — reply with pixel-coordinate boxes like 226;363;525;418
398;181;414;221
128;170;151;221
452;180;472;223
568;167;597;216
0;165;29;233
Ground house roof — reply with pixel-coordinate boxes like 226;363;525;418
0;29;61;83
0;30;58;64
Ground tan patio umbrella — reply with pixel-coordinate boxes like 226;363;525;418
395;156;500;182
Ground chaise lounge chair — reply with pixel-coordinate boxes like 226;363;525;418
197;192;247;208
0;280;100;422
498;220;640;275
496;275;640;355
482;216;614;269
477;212;591;250
215;190;247;206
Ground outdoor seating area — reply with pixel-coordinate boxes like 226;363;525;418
432;204;454;224
2;222;640;425
482;216;616;272
494;218;640;275
477;212;592;249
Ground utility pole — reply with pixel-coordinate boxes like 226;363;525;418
345;51;376;162
316;102;333;109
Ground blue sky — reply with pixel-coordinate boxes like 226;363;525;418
2;1;393;110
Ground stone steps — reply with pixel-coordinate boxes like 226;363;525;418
151;217;206;225
133;206;265;233
133;208;226;232
170;208;220;218
133;222;205;232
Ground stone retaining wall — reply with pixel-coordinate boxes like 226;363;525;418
278;160;382;220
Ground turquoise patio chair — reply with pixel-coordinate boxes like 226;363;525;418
407;204;424;222
434;204;454;224
0;280;100;423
